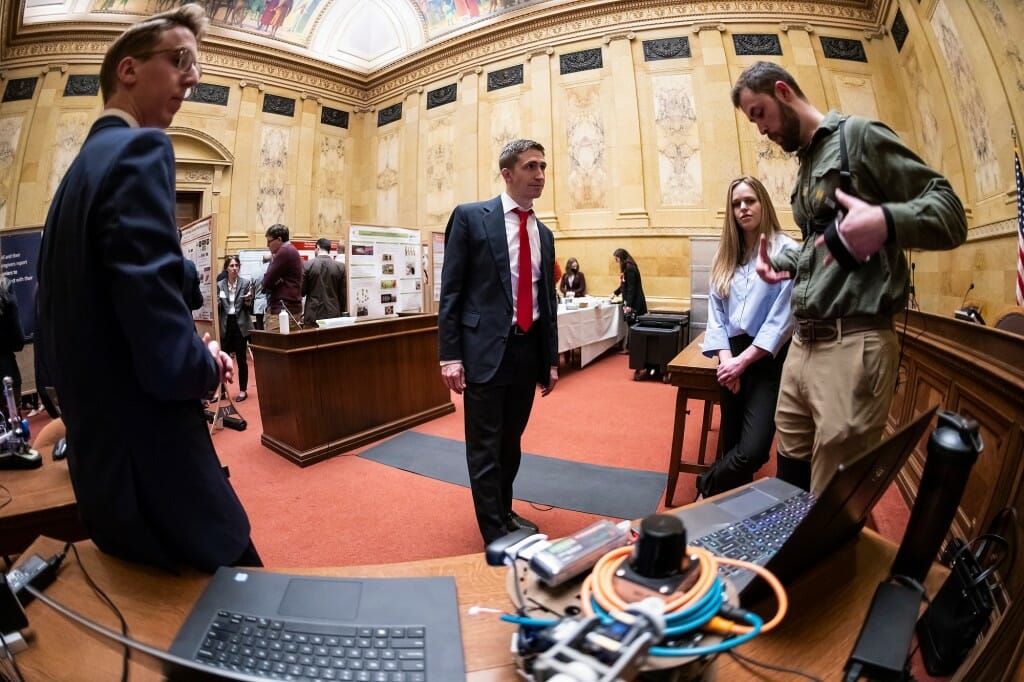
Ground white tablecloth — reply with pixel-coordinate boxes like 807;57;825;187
557;300;624;367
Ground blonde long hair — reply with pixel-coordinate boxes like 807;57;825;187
709;176;785;299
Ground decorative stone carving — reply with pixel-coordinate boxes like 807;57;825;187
891;9;909;53
377;103;402;127
263;93;296;117
2;77;37;102
426;84;457;110
559;48;603;75
732;34;783;56
821;37;868;62
188;83;229;106
63;75;100;97
487;65;523;91
642;38;691;62
321;107;349;129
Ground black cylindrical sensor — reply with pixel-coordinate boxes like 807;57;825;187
630;514;687;578
890;411;982;582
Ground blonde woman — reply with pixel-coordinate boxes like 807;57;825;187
698;176;797;498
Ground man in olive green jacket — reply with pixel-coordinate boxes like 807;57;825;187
732;61;967;495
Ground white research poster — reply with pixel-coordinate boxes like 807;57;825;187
348;224;422;318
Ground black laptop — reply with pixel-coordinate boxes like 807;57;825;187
169;569;466;680
673;406;937;604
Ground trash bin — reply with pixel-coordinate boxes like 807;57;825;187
629;320;682;381
640;311;690;348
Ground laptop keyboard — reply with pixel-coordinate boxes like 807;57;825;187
194;610;428;681
691;491;816;580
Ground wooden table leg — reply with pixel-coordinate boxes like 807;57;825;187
665;387;689;507
698;400;714;466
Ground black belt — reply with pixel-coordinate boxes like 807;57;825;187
510;324;534;337
794;315;892;343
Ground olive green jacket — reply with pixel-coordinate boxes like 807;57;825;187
771;111;967;320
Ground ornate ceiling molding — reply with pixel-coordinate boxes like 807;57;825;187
2;0;890;107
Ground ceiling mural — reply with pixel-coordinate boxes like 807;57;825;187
413;0;542;39
90;0;331;47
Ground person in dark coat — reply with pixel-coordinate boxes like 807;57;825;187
35;4;259;573
301;237;346;327
438;139;559;546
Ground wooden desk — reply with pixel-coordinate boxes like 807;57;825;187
664;333;720;506
0;455;85;556
14;530;946;681
250;314;455;466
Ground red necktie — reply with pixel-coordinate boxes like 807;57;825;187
513;207;533;332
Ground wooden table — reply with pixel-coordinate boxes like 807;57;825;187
664;333;721;507
556;300;624;367
0;454;85;557
12;528;946;681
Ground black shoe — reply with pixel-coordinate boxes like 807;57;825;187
507;512;539;533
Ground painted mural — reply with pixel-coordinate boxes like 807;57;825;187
425;117;454;225
412;0;542;39
652;74;702;207
92;0;327;46
0;117;23;227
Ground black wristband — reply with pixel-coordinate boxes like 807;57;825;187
823;217;862;271
881;205;896;244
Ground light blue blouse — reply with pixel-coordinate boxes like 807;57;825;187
702;233;798;358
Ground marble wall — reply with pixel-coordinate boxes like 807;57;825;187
2;0;1021;315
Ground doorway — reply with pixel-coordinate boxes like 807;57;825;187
175;191;202;228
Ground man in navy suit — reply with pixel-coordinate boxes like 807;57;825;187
439;139;559;545
36;4;259;572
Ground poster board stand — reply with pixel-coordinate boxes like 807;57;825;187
347;224;423;318
179;214;216;341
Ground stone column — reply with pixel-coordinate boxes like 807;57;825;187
399;88;421;227
605;33;649;228
528;48;558;230
225;80;263;253
292;92;320;240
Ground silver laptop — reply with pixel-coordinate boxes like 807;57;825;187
169;568;466;680
674;406;937;604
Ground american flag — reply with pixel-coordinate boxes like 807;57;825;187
1017;136;1024;305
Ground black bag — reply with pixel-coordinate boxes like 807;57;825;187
624;310;639;326
916;508;1017;676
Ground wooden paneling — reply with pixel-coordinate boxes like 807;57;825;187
892;310;1024;681
249;314;454;466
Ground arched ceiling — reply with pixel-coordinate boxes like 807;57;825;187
7;0;888;78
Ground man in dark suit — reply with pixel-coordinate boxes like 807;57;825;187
438;139;559;545
35;4;260;573
301;237;346;327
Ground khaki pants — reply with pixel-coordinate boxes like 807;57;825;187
774;328;898;495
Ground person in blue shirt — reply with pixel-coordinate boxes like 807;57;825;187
698;176;797;497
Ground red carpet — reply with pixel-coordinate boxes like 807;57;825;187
202;350;911;569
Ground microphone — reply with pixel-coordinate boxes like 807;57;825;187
959;282;974;310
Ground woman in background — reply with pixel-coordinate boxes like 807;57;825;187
698;176;796;498
559;257;587;298
612;248;647;376
217;255;254;402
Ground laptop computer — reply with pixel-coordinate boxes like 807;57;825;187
674;406;937;604
169;568;466;680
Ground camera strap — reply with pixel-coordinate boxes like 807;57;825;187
821;117;863;270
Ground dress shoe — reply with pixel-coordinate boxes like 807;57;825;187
507;511;539;533
236;392;247;402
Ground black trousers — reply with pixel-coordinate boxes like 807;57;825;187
463;328;540;544
697;335;789;497
221;315;249;392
